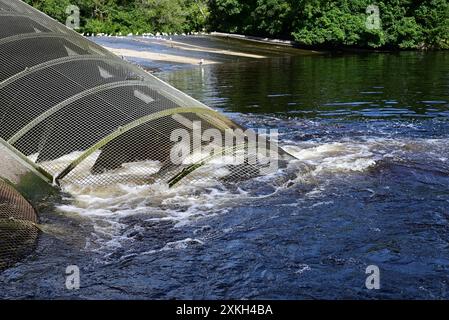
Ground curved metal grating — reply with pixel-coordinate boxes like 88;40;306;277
0;179;39;271
0;0;291;189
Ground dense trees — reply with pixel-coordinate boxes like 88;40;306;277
208;0;449;49
25;0;209;34
24;0;449;49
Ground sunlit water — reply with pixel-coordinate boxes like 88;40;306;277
1;37;448;299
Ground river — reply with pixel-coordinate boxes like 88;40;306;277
1;36;448;299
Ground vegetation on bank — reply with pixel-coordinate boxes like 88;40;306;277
209;0;449;49
25;0;209;35
25;0;449;49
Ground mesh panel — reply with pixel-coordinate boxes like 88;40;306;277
12;83;182;162
0;179;39;271
156;115;269;187
0;0;14;11
0;14;52;39
0;0;118;57
0;58;142;141
0;0;75;34
0;35;91;81
169;145;283;187
58;112;232;186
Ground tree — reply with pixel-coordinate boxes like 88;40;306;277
24;0;449;49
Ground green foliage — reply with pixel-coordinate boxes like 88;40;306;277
208;0;449;49
24;0;449;49
24;0;209;34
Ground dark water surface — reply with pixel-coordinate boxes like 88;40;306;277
1;37;448;299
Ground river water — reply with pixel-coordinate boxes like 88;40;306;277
0;36;448;299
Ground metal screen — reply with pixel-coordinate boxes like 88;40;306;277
0;178;39;271
0;0;293;189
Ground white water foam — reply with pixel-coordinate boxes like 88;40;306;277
47;137;447;254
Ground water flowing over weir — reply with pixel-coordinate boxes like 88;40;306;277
0;0;294;269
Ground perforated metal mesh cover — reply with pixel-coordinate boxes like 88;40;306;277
0;0;292;188
0;179;39;271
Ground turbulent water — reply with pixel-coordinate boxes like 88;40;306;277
1;36;448;299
